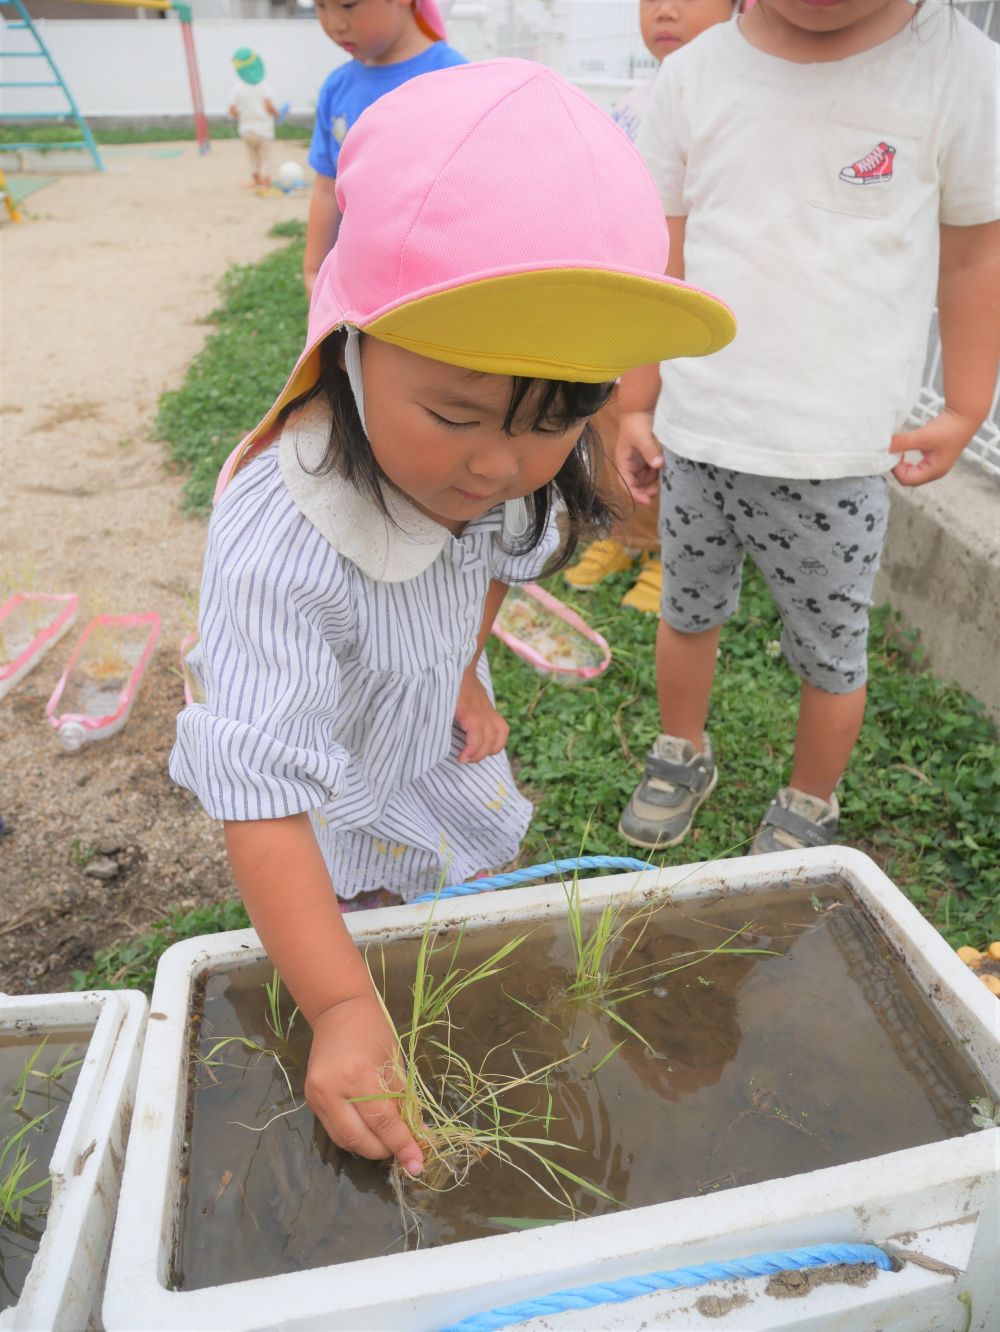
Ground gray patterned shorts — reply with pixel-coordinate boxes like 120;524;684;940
658;453;890;694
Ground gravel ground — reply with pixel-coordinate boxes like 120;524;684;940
0;140;310;993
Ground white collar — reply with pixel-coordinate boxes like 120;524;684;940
278;399;450;583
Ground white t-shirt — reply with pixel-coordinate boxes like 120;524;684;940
230;80;276;140
638;4;999;479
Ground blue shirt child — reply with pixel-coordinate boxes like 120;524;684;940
308;43;467;179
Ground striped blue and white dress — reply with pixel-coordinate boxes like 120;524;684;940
170;400;558;902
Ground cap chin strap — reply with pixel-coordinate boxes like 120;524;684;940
344;325;369;438
345;324;531;541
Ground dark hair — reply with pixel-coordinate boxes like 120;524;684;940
278;331;622;574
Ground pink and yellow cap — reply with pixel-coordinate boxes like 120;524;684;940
230;59;735;475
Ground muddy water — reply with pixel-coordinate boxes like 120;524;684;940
176;888;986;1290
0;1029;89;1310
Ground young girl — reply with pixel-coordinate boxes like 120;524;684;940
617;0;999;854
171;60;735;1172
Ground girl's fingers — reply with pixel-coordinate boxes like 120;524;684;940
357;1101;425;1174
319;1100;394;1161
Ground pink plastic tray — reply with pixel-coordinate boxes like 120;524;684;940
492;583;611;684
46;612;161;750
0;593;79;701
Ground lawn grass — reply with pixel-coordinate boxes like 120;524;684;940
0;123;310;148
73;226;1000;990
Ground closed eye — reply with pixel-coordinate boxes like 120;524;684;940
426;410;478;431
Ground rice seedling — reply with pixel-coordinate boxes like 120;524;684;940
263;968;298;1045
10;1040;85;1114
557;840;776;1048
0;1112;53;1228
356;920;614;1244
197;1035;301;1133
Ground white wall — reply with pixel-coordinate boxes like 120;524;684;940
0;4;649;121
0;18;349;119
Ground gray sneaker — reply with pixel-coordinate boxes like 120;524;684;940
619;734;717;850
750;787;839;855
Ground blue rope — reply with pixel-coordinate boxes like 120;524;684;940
442;1242;895;1332
413;856;652;904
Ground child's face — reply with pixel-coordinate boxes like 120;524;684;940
359;340;591;535
640;0;733;59
750;0;910;38
313;0;419;65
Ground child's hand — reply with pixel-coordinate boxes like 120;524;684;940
305;995;424;1175
616;410;663;506
455;668;509;763
889;408;978;486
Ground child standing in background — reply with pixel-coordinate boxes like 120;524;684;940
618;0;999;853
565;0;734;614
171;61;734;1167
304;0;466;296
229;49;280;191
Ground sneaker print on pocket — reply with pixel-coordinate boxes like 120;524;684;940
839;142;895;186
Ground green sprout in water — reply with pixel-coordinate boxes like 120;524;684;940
263;968;299;1045
0;1112;53;1227
559;866;774;1050
356;919;614;1245
197;1036;301;1133
11;1039;85;1112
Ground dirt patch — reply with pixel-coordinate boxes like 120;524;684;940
696;1291;750;1318
0;140;310;992
765;1262;880;1299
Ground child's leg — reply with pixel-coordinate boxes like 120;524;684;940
258;136;272;189
243;131;262;185
721;469;890;852
656;619;722;749
620;455;743;848
790;678;867;802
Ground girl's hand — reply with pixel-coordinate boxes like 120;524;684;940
615;410;662;506
455;668;509;763
889;408;977;486
305;995;424;1174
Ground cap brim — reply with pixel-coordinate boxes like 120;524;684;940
366;268;735;382
230;266;735;478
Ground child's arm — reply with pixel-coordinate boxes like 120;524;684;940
225;813;424;1174
264;98;280;119
228;102;238;120
890;220;1000;486
304;174;341;298
455;578;509;763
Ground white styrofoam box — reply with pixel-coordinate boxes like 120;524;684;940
103;849;1000;1331
1;990;148;1332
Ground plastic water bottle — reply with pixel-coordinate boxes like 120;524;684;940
46;613;160;750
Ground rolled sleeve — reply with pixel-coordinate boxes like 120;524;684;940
169;457;353;821
490;510;561;584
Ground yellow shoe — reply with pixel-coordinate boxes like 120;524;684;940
621;556;662;614
564;539;637;591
